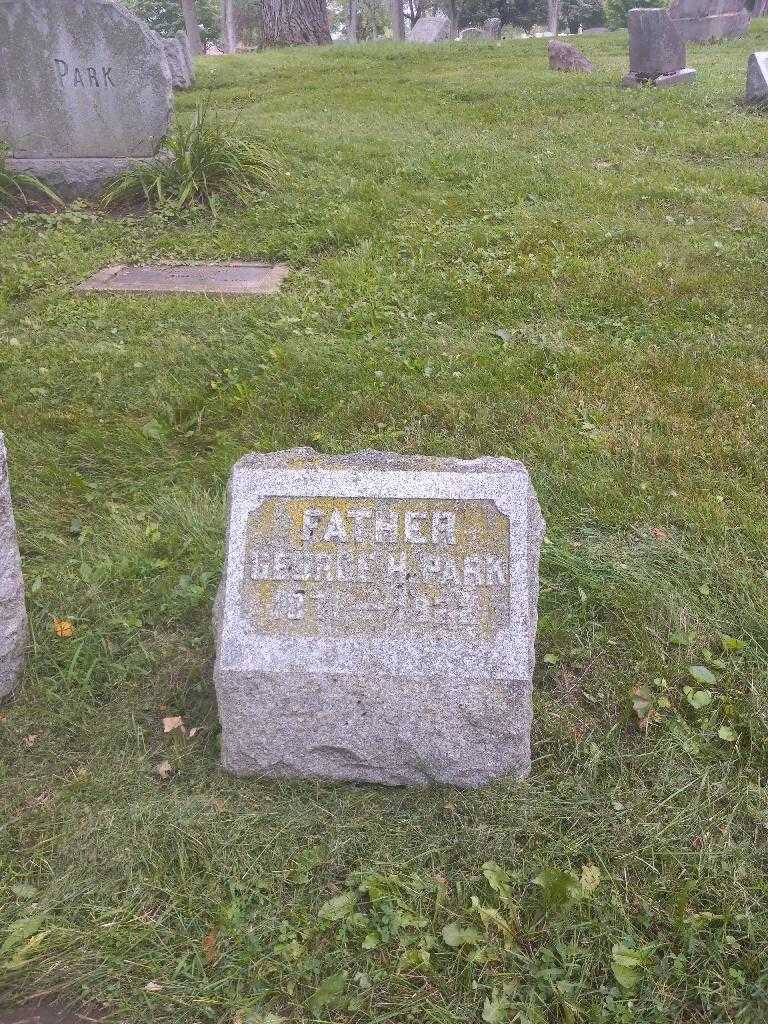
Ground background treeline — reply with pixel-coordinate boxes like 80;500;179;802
126;0;669;48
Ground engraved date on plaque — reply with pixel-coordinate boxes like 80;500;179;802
240;497;510;636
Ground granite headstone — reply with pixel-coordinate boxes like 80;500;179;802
408;14;452;42
669;0;750;42
160;35;192;90
746;51;768;103
548;39;596;71
458;27;491;41
0;433;27;699
213;449;545;788
175;30;195;82
623;8;696;87
0;0;173;198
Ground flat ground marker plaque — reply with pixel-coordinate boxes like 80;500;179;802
213;449;545;788
77;262;290;296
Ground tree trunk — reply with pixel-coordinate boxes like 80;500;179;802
222;0;237;51
180;0;204;54
547;0;560;35
349;0;358;41
754;0;768;15
391;0;405;39
262;0;332;45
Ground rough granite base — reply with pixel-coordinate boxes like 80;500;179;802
654;67;697;87
7;154;172;201
213;449;545;788
622;68;696;88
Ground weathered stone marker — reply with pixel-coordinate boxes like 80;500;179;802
484;17;502;39
175;31;195;84
213;449;545;788
77;262;290;296
745;51;768;104
669;0;750;42
623;8;696;88
0;433;28;699
0;0;173;198
549;40;596;73
407;14;452;42
158;35;192;91
459;27;491;41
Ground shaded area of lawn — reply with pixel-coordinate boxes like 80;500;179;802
1;28;767;1024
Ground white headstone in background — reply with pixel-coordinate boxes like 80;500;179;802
213;449;545;788
408;14;452;42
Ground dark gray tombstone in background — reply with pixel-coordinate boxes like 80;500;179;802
623;8;696;88
746;51;768;104
669;0;749;42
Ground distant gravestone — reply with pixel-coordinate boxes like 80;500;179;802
407;14;452;42
746;51;768;103
0;434;27;699
175;30;195;82
623;8;696;88
484;17;502;38
213;449;545;788
160;35;192;90
548;39;596;72
0;0;173;198
458;26;491;41
77;262;290;295
669;0;749;42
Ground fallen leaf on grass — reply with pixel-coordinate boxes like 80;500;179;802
309;972;346;1016
53;618;74;638
22;734;38;748
202;927;220;964
580;863;602;893
144;981;163;992
442;922;482;947
189;726;201;738
650;527;670;541
154;760;172;780
688;665;717;687
162;716;185;735
632;685;660;730
318;891;357;921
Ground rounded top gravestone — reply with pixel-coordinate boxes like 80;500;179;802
0;0;172;160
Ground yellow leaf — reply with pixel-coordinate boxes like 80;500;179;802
580;863;602;894
53;618;74;638
202;927;220;964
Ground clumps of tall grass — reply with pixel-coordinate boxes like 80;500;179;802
0;144;62;210
101;101;279;214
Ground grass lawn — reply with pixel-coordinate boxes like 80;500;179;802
1;25;768;1024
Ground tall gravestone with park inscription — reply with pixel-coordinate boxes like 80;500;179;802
0;0;173;198
213;450;545;788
